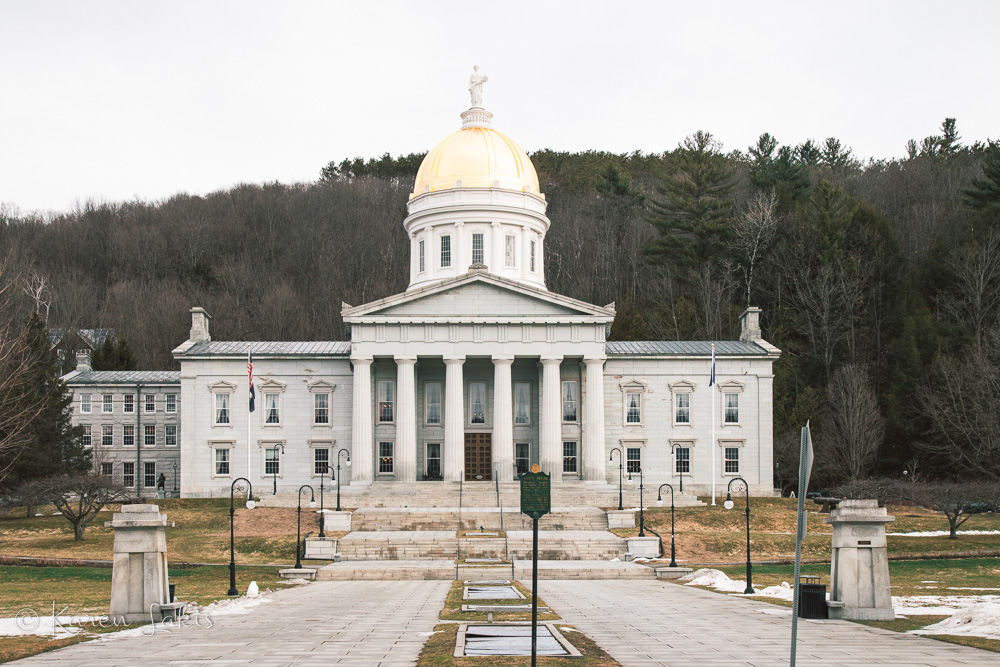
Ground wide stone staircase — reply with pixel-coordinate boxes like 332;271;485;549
262;480;705;580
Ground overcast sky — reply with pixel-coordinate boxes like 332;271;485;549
2;1;998;214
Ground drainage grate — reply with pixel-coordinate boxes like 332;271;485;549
464;586;525;600
463;625;568;656
462;604;550;612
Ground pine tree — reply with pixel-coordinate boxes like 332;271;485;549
91;336;137;371
962;143;1000;212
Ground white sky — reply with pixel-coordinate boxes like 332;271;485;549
2;0;998;214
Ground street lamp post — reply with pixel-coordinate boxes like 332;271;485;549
627;466;645;537
335;449;351;512
669;443;683;494
227;477;255;596
317;464;333;537
608;448;624;511
295;484;316;569
656;483;678;567
724;476;753;594
172;462;178;496
270;443;285;496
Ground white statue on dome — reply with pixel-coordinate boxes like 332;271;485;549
469;65;488;108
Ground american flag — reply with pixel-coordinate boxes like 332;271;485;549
248;346;255;412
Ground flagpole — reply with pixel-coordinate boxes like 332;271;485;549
247;344;252;481
710;343;716;505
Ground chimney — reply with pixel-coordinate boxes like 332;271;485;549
76;349;92;372
189;307;212;342
740;307;762;342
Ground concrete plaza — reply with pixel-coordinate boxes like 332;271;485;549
11;579;998;666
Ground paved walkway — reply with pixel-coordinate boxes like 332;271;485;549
537;580;998;666
12;580;449;666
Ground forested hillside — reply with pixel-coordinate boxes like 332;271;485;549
2;118;998;485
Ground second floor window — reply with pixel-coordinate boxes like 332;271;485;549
265;393;280;424
123;395;134;413
215;393;230;425
145;394;155;412
165;424;177;446
626;392;642;424
102;425;113;447
314;393;329;424
378;381;395;422
472;233;484;264
166;394;177;413
514;383;530;425
675;393;690;424
102;394;113;413
144;424;155;446
725;393;739;423
440;235;451;268
562;381;578;423
469;382;486;424
81;394;92;413
425;382;442;425
123;425;134;447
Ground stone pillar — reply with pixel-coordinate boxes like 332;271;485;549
455;221;465;271
491;221;502;271
825;499;896;621
492;356;515;482
583;356;606;481
540;356;563;482
395;355;417;482
444;355;465;482
351;355;373;484
106;504;174;623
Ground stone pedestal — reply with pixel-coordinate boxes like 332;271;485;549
607;510;636;529
323;511;352;532
625;536;659;559
825;499;895;621
304;537;339;560
105;504;175;623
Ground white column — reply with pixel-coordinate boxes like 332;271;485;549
444;355;465;482
491;221;502;273
540;355;563;482
455;221;465;273
395;355;417;482
350;355;373;484
583;356;606;481
492;356;515;482
537;232;546;288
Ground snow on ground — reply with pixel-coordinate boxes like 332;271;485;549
910;602;1000;641
892;594;1000;615
0;614;102;637
887;529;1000;537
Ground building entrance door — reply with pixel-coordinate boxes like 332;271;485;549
464;433;492;481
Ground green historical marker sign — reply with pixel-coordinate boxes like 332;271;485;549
520;468;551;519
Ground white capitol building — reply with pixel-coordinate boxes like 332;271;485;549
67;77;780;501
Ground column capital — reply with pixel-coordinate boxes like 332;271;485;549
455;221;465;228
394;355;417;365
540;355;563;364
491;355;515;364
443;355;466;364
350;354;373;364
491;221;501;228
584;355;608;364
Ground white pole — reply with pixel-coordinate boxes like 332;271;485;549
710;343;716;505
247;343;252;480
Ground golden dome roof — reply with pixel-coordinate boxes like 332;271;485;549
412;114;540;198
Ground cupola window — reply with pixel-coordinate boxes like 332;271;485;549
418;240;425;273
472;233;484;264
440;235;452;268
504;235;516;267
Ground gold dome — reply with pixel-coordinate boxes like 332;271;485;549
412;123;540;198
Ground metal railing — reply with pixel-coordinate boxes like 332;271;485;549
494;468;510;565
456;471;464;579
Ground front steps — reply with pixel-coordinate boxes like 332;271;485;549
314;559;656;581
350;506;610;531
334;530;628;561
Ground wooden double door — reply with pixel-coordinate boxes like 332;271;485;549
464;433;492;481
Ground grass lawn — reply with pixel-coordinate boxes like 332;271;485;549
439;581;559;622
417;623;622;666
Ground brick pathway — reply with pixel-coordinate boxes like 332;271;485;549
12;580;449;666
537;579;997;666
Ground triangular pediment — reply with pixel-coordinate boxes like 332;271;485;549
343;273;615;321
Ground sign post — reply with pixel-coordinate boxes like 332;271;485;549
520;465;551;667
790;421;814;667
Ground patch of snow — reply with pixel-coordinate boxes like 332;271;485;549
678;567;721;582
947;587;1000;591
559;626;579;632
747;582;795;601
610;557;620;562
888;529;1000;537
758;607;792;617
910;602;1000;641
193;594;272;617
0;614;101;638
683;569;749;593
893;594;1000;615
246;581;259;597
920;581;938;583
417;631;440;637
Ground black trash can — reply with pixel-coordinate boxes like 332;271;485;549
798;580;828;619
169;583;176;603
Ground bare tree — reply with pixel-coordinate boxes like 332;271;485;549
824;364;885;481
939;230;1000;350
730;190;780;308
21;270;51;321
40;473;129;540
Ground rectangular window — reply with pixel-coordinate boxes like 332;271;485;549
123;425;134;447
165;424;177;447
166;394;177;413
379;441;394;474
725;447;740;473
676;447;691;474
626;392;642;424
426;443;441;478
514;382;530;425
440;235;451;268
530;239;536;272
265;447;280;475
675;393;690;424
81;425;92;448
472;233;484;264
469;382;486;424
215;448;230;476
81;394;92;413
504;234;515;267
313;447;330;475
725;393;739;423
627;447;641;474
425;382;442;425
102;425;114;447
100;462;113;478
418;239;425;272
314;393;330;424
102;394;113;413
144;462;156;488
215;393;230;424
123;462;135;488
562;381;578;423
123;394;134;413
562;441;578;474
144;424;155;447
515;443;530;475
265;393;280;424
145;394;155;412
378;381;395;422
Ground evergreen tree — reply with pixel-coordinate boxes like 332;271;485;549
642;131;737;270
962;142;1000;212
939;118;962;156
91;336;137;371
748;135;809;208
